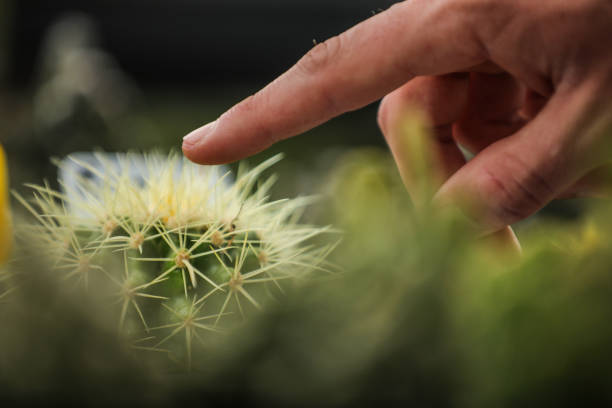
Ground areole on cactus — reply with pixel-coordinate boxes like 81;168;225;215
14;152;335;369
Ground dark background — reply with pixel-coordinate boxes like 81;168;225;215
1;0;400;197
9;0;399;88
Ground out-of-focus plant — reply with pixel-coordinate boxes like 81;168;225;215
0;143;13;302
0;144;11;264
33;14;138;141
3;13;162;196
0;247;169;406
3;113;612;406
186;143;612;407
181;115;612;406
13;152;334;370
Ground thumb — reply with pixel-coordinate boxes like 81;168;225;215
435;80;610;233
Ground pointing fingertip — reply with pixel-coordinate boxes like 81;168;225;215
182;120;218;149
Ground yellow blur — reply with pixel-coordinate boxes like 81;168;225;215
0;144;11;263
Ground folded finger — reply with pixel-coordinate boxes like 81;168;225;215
378;74;470;194
378;74;520;250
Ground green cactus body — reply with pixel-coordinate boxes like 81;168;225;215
15;152;333;369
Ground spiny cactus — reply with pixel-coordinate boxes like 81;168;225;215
14;152;334;368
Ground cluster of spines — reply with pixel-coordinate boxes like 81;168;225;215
14;152;336;368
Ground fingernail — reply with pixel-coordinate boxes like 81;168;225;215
183;120;218;147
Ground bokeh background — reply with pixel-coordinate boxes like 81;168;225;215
2;0;403;199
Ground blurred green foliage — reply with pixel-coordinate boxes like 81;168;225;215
201;150;612;407
3;146;612;406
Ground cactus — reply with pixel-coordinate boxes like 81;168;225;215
14;152;334;369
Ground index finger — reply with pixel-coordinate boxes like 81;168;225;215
182;0;487;164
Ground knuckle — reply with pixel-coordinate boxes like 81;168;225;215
297;35;344;77
233;92;265;115
477;154;555;225
294;35;347;116
479;170;535;225
229;92;276;144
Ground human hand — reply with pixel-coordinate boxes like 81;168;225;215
182;0;612;232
